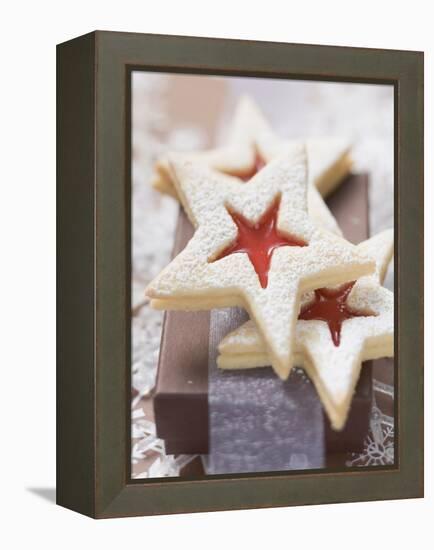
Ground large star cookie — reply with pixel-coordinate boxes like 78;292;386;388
218;229;394;430
152;96;352;235
146;145;374;380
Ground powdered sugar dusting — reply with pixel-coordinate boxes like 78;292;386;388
146;151;374;379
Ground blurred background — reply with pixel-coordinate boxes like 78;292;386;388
131;72;394;478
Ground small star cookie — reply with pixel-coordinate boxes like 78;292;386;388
152;96;352;235
145;145;374;380
218;229;394;430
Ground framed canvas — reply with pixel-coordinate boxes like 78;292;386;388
57;31;423;518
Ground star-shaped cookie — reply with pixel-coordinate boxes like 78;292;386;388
152;96;352;235
145;145;375;380
218;229;394;430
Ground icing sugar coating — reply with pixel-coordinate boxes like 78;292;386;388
223;148;267;182
146;147;375;380
152;96;352;235
217;230;394;430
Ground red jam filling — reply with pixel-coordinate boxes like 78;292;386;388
225;150;267;182
213;197;307;289
298;283;374;346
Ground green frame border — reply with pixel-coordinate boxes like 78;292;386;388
57;31;423;518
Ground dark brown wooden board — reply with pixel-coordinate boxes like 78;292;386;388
154;174;373;459
153;215;211;454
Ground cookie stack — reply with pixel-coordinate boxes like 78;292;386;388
146;97;394;432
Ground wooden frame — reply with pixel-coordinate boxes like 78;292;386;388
57;30;424;518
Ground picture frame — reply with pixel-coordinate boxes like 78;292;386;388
57;30;423;518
